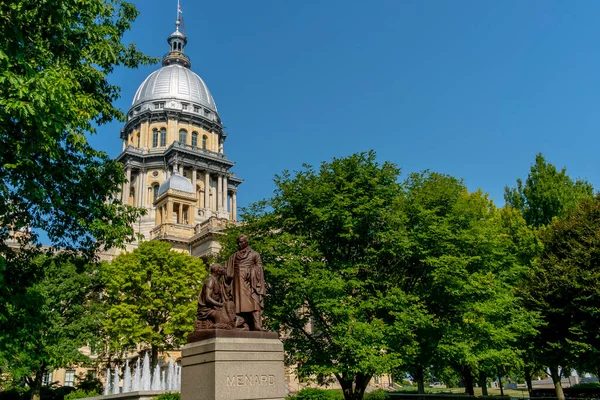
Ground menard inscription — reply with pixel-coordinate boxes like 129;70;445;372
226;374;275;387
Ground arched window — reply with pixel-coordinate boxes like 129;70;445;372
152;129;158;147
136;133;140;147
179;129;187;145
202;135;208;150
160;128;166;146
153;184;159;202
191;132;198;147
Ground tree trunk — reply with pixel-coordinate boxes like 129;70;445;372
497;367;504;397
151;344;159;370
29;367;44;400
479;370;488;396
414;364;425;395
462;366;475;396
524;366;533;395
549;365;565;400
337;373;371;400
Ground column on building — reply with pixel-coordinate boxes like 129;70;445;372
222;175;228;216
138;170;146;207
204;171;210;213
217;175;223;211
231;191;237;221
191;169;197;223
122;166;131;204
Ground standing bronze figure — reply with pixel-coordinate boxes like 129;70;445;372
226;234;265;331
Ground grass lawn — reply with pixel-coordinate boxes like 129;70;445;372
394;386;530;397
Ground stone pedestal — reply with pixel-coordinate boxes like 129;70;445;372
181;330;286;400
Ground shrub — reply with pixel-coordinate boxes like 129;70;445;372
0;389;28;400
41;386;76;400
287;388;344;400
153;393;181;400
364;390;390;400
64;390;100;400
572;383;600;389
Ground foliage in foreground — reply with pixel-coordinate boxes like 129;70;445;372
0;256;102;400
0;2;154;398
221;151;419;400
152;393;181;400
63;390;100;400
101;241;207;368
286;388;344;400
220;151;535;400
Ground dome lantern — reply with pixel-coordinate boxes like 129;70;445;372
162;12;191;68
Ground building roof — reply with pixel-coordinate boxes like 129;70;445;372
157;173;194;197
131;64;218;112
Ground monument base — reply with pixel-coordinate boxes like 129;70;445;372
181;330;286;400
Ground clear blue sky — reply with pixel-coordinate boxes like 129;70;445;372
90;0;600;212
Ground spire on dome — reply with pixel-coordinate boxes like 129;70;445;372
162;0;191;68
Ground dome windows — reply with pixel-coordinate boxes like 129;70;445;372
160;128;166;147
191;132;198;147
202;135;208;150
152;129;159;148
179;129;187;145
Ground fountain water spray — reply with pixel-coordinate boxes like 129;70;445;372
111;365;120;395
103;353;181;395
104;368;111;396
123;361;131;393
141;353;151;391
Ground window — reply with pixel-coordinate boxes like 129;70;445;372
152;129;158;147
202;135;208;150
182;103;188;110
153;185;159;202
191;132;198;147
160;128;166;146
64;370;75;387
136;133;140;147
194;106;200;113
154;102;164;110
42;371;53;386
179;129;187;144
204;108;210;116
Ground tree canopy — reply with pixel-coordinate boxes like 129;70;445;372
0;0;155;260
0;255;103;400
220;151;422;400
101;241;207;368
219;152;537;400
504;153;593;228
506;153;595;400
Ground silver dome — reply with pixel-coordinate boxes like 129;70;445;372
131;64;218;112
157;173;194;197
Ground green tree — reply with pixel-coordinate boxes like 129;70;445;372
220;151;422;400
399;172;533;396
102;241;206;368
0;0;155;325
505;154;594;399
0;255;103;400
525;196;600;400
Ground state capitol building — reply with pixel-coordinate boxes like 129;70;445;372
110;16;242;259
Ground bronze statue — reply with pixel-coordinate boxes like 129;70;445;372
226;234;265;331
194;264;236;330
